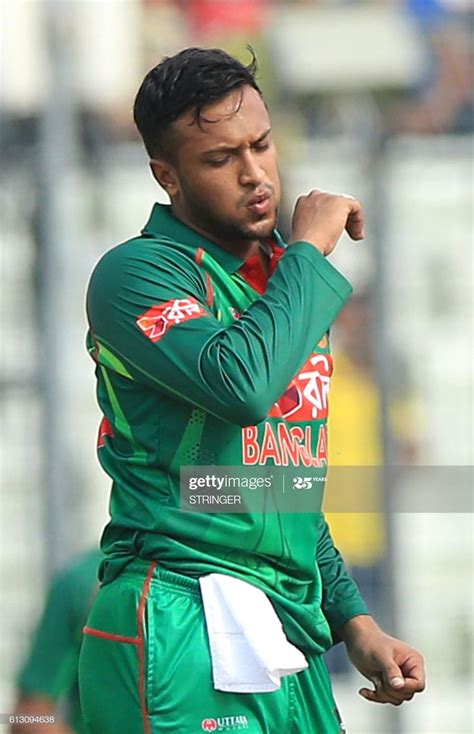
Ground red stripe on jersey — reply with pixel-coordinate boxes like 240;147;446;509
205;272;214;307
97;416;114;448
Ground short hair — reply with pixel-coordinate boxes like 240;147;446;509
133;47;261;161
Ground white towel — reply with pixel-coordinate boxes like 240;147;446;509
199;573;308;693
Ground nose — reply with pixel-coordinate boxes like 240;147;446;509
238;151;265;187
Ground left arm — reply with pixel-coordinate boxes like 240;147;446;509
316;516;426;705
316;513;369;636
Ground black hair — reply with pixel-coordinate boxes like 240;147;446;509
133;47;261;160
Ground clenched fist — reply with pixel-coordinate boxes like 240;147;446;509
289;189;365;256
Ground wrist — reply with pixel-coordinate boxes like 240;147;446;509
288;237;328;256
337;614;380;645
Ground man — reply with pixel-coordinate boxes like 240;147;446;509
12;549;101;734
78;48;425;733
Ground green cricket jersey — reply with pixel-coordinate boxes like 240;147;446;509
17;549;101;734
86;203;368;654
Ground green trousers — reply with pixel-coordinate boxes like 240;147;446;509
78;559;345;734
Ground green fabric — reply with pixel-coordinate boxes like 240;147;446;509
79;560;345;734
86;203;368;655
17;549;102;734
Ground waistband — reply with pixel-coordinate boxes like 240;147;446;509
118;557;200;595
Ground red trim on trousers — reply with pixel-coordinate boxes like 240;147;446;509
83;626;139;645
82;560;158;734
137;561;157;734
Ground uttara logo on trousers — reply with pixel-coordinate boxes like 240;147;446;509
201;715;249;731
201;721;217;732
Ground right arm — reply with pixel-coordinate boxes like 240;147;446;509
88;191;364;426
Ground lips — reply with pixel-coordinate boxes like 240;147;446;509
247;190;272;216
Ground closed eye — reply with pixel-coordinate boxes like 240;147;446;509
206;156;231;167
253;140;271;152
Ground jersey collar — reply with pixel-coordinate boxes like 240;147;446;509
142;203;285;274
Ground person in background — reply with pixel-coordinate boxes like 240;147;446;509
178;0;271;39
11;549;101;734
393;0;473;133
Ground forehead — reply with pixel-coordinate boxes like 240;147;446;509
172;85;270;154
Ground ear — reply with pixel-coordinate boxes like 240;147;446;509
150;159;179;197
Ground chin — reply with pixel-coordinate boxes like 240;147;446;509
246;215;277;239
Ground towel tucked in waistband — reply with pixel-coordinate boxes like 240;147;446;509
199;573;308;693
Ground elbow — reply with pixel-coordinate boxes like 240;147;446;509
239;404;269;428
226;394;272;427
199;342;274;426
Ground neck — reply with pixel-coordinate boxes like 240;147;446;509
170;204;259;259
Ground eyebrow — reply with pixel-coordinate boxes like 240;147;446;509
200;128;272;157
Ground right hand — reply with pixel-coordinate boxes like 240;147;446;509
289;190;365;256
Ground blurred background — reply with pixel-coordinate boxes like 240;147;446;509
1;1;472;732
